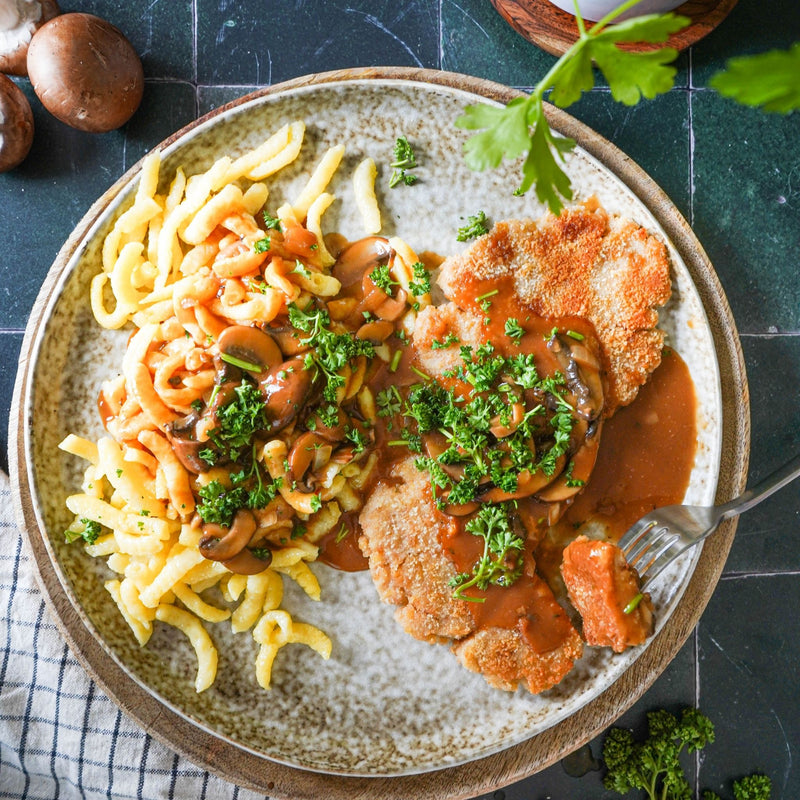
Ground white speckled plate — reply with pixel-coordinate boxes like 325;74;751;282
10;69;749;797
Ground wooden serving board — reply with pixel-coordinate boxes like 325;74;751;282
9;67;750;799
490;0;738;56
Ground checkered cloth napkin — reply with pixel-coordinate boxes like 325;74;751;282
0;470;270;800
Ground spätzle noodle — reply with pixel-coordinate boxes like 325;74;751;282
61;120;424;693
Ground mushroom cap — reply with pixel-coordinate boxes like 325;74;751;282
0;0;60;77
0;73;34;172
26;12;143;133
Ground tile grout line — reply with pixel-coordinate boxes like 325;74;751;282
192;0;200;119
687;47;695;230
438;0;444;70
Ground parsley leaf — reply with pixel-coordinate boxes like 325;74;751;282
369;263;398;296
504;318;525;343
710;42;800;114
455;3;689;213
456;211;490;241
65;518;102;545
449;504;525;601
408;261;431;297
389;135;418;187
288;301;375;401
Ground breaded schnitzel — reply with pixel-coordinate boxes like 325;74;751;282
437;201;671;415
358;202;671;693
359;458;585;693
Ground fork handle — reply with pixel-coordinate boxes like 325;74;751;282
717;451;800;519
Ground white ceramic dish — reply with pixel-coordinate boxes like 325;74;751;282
11;70;742;794
546;0;685;21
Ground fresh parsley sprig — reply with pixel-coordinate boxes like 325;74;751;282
603;707;772;800
710;42;800;114
389;135;418;187
449;503;525;602
455;0;689;213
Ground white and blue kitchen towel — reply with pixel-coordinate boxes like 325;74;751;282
0;470;270;800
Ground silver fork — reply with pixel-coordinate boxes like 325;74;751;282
619;452;800;590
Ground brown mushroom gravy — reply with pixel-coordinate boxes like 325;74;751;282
98;232;697;649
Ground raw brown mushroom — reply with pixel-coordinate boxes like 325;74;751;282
0;0;59;77
0;73;33;172
26;12;143;133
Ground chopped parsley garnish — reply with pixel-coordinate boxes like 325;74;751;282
369;263;398;296
504;318;525;343
408;261;431;297
388;343;579;510
253;237;271;253
376;386;402;418
456;211;490;241
288;301;375;401
65;518;102;545
196;480;249;527
431;333;460;350
449;504;525;601
207;381;268;463
389;135;418;188
196;466;282;527
262;210;282;230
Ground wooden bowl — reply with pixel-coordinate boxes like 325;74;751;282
490;0;739;56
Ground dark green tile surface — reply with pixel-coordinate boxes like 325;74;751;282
1;0;799;797
60;0;196;81
195;0;440;85
691;0;800;86
698;574;800;797
692;91;800;333
724;335;800;575
568;88;692;218
0;333;22;474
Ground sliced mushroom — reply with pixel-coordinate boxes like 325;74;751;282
217;325;281;374
536;421;603;503
0;73;33;172
259;357;314;433
267;325;309;356
27;13;144;132
0;0;59;77
356;319;395;344
222;546;272;575
166;412;209;473
199;508;257;562
489;402;526;439
287;431;332;490
547;333;604;421
333;236;393;289
477;460;567;505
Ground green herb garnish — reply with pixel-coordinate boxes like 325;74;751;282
455;0;689;213
449;504;524;601
389;135;418;187
65;518;102;545
456;211;490;241
504;318;525;343
603;707;772;800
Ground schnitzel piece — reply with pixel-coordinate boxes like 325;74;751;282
358;458;584;693
357;202;671;692
437;202;671;415
561;536;654;653
358;458;474;643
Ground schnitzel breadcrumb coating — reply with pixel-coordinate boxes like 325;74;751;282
437;202;671;414
359;458;584;692
358;458;474;643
